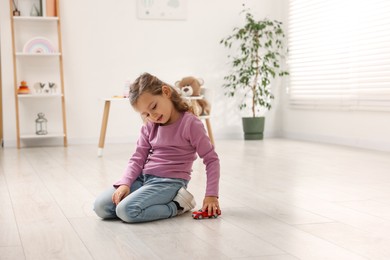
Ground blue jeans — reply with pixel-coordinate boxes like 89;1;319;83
94;174;188;223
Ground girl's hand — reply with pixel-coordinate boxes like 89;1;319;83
202;196;220;216
112;185;130;205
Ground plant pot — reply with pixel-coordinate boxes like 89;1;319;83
242;117;265;140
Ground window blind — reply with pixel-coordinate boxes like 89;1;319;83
288;0;390;111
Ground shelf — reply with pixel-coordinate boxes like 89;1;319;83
10;0;67;148
18;94;62;99
20;133;65;139
183;95;204;100
15;52;61;57
13;16;59;22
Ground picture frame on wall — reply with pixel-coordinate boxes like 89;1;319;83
137;0;188;20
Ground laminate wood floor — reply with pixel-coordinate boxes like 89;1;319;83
1;139;390;260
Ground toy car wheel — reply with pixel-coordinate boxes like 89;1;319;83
212;214;218;218
198;215;203;219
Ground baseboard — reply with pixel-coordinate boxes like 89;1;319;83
2;130;283;148
213;129;281;140
68;135;140;145
282;131;390;152
3;138;17;148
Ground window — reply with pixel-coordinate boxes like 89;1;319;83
288;0;390;111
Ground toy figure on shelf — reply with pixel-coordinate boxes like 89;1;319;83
17;81;31;94
33;82;45;94
175;76;210;116
48;82;57;93
33;82;58;94
33;82;41;93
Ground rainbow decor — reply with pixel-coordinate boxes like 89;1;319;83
23;37;55;54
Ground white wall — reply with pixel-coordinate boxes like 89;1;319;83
281;107;390;152
1;0;285;147
3;1;389;152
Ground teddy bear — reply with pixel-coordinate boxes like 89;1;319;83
175;76;210;116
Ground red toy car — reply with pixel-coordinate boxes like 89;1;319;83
192;209;221;219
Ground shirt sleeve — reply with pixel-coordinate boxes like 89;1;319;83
113;124;151;188
188;117;220;197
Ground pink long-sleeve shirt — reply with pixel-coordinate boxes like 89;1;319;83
114;112;220;197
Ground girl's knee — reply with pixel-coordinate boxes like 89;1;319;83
94;197;115;219
116;203;142;223
94;187;117;219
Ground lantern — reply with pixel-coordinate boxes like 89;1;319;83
35;112;48;135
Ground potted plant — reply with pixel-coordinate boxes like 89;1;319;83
220;9;289;140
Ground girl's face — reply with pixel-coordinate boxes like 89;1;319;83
133;86;180;125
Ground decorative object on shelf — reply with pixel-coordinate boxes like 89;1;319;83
33;82;42;93
48;82;57;93
40;82;46;93
17;81;31;94
175;76;210;116
23;37;55;54
12;0;20;16
30;3;40;16
39;0;46;17
123;78;131;98
35;112;48;135
33;82;58;94
33;82;46;94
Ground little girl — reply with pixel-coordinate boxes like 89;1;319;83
94;72;220;223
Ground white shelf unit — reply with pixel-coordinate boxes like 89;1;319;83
20;133;65;139
15;52;61;56
9;0;67;148
13;16;59;22
17;94;63;98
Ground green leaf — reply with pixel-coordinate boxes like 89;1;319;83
220;8;288;116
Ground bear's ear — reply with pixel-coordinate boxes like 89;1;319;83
175;80;182;88
197;78;204;85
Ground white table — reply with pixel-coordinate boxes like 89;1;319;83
97;97;214;157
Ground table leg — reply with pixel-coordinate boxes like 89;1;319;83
205;118;215;146
98;100;111;157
